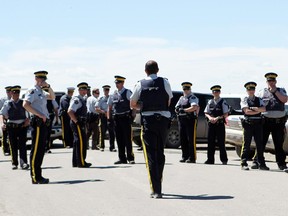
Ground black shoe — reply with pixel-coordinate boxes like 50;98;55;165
278;164;287;171
78;162;92;168
32;177;49;184
204;160;214;165
114;160;127;164
150;193;163;199
179;159;187;163
241;165;249;171
12;165;18;170
222;161;228;165
259;164;270;171
21;163;29;170
110;148;117;152
45;150;52;154
251;162;259;169
186;159;196;163
284;168;288;173
128;160;135;164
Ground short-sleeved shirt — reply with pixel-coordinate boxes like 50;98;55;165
86;95;98;114
107;87;132;106
240;96;264;109
175;93;199;108
0;99;27;124
204;97;229;114
96;95;110;113
257;88;287;118
24;85;49;118
130;74;173;118
68;95;86;112
0;96;10;110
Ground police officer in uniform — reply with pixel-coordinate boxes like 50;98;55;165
204;85;229;165
68;82;92;168
175;82;199;163
240;82;269;171
86;88;100;150
95;85;116;152
130;60;173;199
107;76;135;164
42;86;59;153
256;72;287;171
0;86;12;156
23;71;55;184
0;85;30;170
59;87;75;148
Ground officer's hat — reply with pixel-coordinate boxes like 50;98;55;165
5;86;12;92
77;82;89;90
11;85;21;93
210;85;221;92
67;87;75;92
265;72;278;81
102;85;111;90
114;75;126;83
181;82;192;90
34;71;48;80
244;81;257;90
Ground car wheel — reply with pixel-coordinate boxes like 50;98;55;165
166;127;180;148
235;145;255;159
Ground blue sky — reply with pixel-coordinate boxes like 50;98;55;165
1;0;288;96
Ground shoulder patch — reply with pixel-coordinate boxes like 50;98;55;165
75;100;79;104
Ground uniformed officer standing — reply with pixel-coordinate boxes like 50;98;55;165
175;82;199;163
240;82;269;171
23;71;55;184
256;72;287;171
59;87;75;148
86;88;100;150
0;86;12;156
0;85;30;170
130;60;173;199
107;75;135;164
204;85;229;165
68;82;92;168
95;85;116;152
42;86;59;153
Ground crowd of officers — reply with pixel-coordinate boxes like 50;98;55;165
0;62;288;198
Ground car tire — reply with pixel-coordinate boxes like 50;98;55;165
166;127;181;148
235;145;255;159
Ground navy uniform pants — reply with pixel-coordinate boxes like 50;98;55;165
70;121;87;167
2;129;10;155
30;123;48;182
99;114;115;150
141;115;170;195
86;117;99;149
46;114;55;150
178;117;197;161
60;113;73;148
241;121;265;166
262;120;286;167
7;126;28;167
207;122;228;163
114;115;134;162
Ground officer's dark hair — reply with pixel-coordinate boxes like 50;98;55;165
145;60;159;75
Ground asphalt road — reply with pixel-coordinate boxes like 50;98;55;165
1;140;288;216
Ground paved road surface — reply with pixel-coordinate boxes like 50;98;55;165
0;141;287;216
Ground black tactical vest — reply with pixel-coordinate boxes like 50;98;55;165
208;98;224;117
75;96;87;117
266;88;285;111
113;89;131;114
8;100;26;120
139;77;169;112
244;97;261;118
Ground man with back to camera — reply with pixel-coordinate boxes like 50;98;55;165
130;60;173;199
23;71;55;184
255;72;287;171
68;82;92;168
240;82;269;171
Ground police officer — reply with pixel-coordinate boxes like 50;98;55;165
256;72;287;171
23;71;55;184
68;82;92;168
0;85;30;170
59;87;75;148
95;85;116;152
107;75;135;164
42;86;59;153
0;86;12;156
240;82;269;171
175;82;199;163
204;85;229;165
130;60;173;199
86;88;100;150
